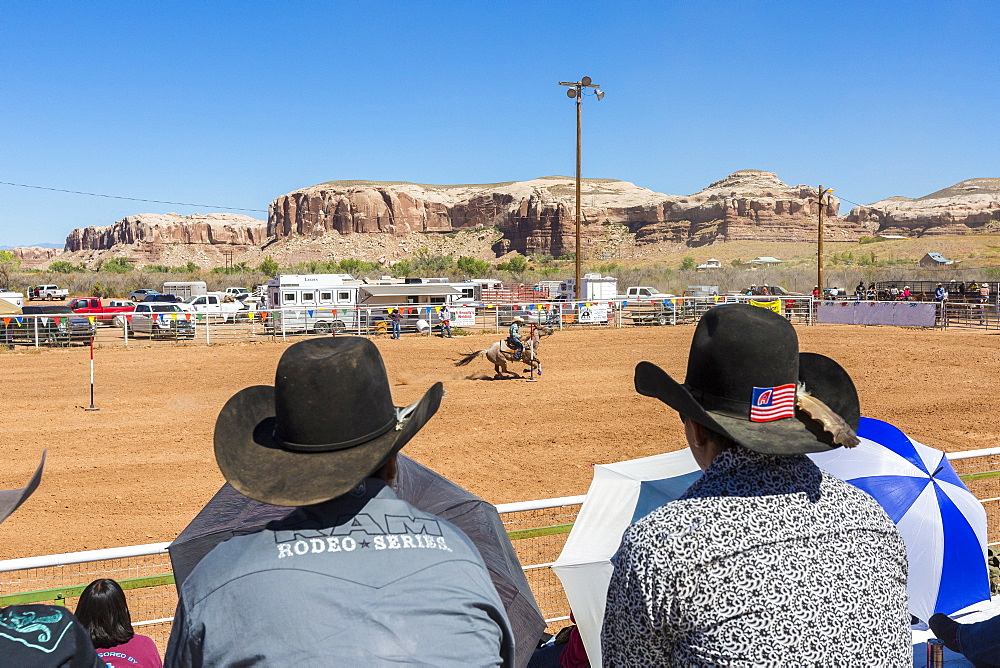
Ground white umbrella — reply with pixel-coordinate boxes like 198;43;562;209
551;449;702;667
809;417;990;622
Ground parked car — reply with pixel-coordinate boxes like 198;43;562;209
140;294;183;304
28;285;69;301
128;289;160;301
128;303;195;339
66;298;136;324
3;305;96;346
178;293;246;322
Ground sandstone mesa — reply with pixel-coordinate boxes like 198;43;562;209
9;171;1000;270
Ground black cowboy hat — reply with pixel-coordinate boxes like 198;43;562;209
214;337;443;506
635;304;859;455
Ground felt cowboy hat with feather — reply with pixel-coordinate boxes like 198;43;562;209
214;337;442;506
635;304;859;455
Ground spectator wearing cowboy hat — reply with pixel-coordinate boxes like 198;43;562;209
0;454;107;667
165;337;514;667
601;304;910;666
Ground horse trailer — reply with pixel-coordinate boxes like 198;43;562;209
266;274;361;334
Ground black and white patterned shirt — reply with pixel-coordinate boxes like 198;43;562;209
601;446;910;667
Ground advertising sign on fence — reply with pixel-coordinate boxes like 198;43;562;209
452;308;476;327
817;301;937;327
749;298;782;314
578;306;609;323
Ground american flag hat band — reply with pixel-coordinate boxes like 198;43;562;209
687;384;798;423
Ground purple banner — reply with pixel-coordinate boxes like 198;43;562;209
817;301;937;327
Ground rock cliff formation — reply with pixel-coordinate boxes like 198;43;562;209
64;213;268;251
32;172;1000;272
268;171;864;255
11;247;62;263
845;178;1000;236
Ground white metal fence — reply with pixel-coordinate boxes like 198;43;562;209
1;296;820;350
0;449;996;650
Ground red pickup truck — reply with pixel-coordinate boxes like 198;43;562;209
66;298;136;324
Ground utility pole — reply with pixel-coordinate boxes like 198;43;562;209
558;77;604;299
817;185;833;295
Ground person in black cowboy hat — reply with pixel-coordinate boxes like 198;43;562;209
0;454;107;667
601;304;910;667
165;337;514;667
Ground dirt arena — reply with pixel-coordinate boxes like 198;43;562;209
0;323;997;559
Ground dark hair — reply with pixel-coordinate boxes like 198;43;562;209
75;578;134;648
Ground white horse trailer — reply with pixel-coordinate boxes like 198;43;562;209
267;274;360;334
163;281;208;298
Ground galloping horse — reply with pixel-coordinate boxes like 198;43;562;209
455;325;554;379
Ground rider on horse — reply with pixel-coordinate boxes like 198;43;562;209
508;316;526;361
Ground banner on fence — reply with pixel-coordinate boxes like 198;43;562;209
749;298;782;314
818;301;937;327
452;308;476;327
578;306;609;323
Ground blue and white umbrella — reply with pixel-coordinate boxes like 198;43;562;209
809;417;990;622
552;449;702;666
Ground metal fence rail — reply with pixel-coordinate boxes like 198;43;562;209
0;449;996;649
1;297;825;351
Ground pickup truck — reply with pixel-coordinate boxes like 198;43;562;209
66;298;136;324
617;286;674;301
28;285;69;301
224;287;251;301
179;293;247;322
2;305;96;345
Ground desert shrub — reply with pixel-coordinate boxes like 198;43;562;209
49;260;86;273
680;257;696;270
97;257;133;274
457;256;491;276
391;260;413;277
412;249;454;274
258;257;279;277
337;258;382;276
496;254;528;272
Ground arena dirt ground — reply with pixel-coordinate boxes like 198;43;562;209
0;323;998;559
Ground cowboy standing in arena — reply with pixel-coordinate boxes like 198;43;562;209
165;337;514;666
508;316;526;361
439;304;453;338
601;304;910;666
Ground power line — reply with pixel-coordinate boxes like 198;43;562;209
0;181;268;213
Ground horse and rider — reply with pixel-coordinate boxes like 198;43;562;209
507;316;526;361
455;317;553;379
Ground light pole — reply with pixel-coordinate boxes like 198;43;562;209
558;76;604;300
817;185;833;296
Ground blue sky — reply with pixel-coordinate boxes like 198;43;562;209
1;1;996;247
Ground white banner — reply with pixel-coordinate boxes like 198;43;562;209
578;306;609;323
452;307;476;327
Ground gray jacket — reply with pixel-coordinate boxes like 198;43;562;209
165;478;514;667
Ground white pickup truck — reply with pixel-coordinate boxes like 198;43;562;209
617;286;673;301
178;293;247;322
28;284;69;301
